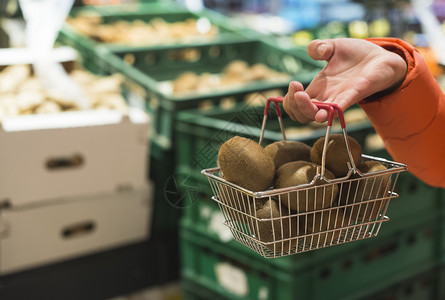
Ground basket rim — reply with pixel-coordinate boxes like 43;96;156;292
201;154;408;198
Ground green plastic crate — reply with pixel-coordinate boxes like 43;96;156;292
357;267;440;300
437;262;445;299
60;2;249;52
180;215;441;300
182;277;229;300
179;188;441;273
148;139;184;237
99;40;323;148
183;266;441;300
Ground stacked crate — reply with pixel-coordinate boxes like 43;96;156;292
0;61;152;275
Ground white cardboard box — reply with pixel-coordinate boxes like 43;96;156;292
0;108;150;207
0;182;153;275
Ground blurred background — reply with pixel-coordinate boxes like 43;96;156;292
0;0;444;299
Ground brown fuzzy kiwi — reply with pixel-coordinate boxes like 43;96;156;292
265;140;312;171
300;208;349;246
340;161;391;222
250;198;298;253
218;136;275;192
311;134;362;177
275;161;338;212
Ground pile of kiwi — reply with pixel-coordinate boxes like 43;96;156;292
216;134;391;253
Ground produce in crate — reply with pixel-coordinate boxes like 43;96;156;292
0;65;127;120
310;134;362;177
221;60;249;84
274;161;338;212
172;60;290;95
265;140;311;171
66;16;219;45
217;136;275;192
172;71;200;93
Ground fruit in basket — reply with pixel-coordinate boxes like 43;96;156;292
310;134;362;177
251;198;298;253
265;140;311;171
218;136;275;192
275;161;338;212
358;161;392;199
300;209;348;246
341;161;391;222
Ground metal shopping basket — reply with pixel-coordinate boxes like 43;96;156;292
201;96;408;258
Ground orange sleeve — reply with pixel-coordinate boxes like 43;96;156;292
358;38;445;188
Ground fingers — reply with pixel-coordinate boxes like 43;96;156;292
283;81;318;123
307;39;335;62
294;92;318;123
283;81;303;121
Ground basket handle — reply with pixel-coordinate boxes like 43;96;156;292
259;96;286;145
262;96;357;180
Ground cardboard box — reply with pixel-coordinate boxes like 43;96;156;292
0;182;153;275
0;108;150;207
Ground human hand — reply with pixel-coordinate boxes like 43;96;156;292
283;38;408;123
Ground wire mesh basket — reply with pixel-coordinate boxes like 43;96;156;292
201;96;408;258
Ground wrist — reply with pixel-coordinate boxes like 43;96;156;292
364;38;410;102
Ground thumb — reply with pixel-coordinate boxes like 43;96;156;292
307;39;335;62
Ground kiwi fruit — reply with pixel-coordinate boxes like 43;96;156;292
250;198;298;253
275;161;338;212
265;140;312;171
311;134;362;177
218;136;275;192
340;161;391;222
300;209;348;246
358;161;392;199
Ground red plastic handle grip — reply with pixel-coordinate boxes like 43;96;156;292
265;96;283;117
266;96;346;128
312;101;346;128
